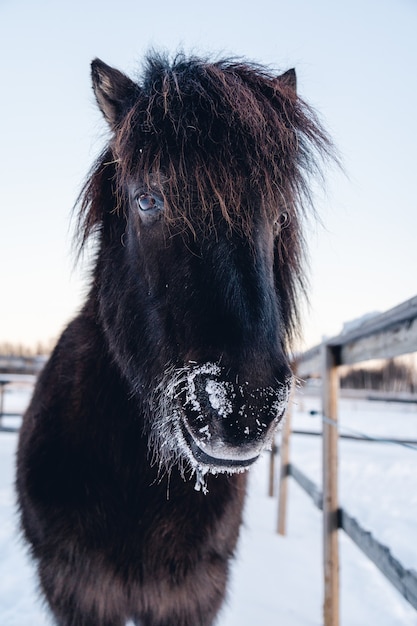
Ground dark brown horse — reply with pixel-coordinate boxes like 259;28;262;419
16;53;331;626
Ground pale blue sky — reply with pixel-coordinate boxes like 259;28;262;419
1;0;416;350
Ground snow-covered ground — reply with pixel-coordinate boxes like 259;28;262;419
0;383;416;625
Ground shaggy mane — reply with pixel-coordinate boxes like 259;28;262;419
76;52;334;345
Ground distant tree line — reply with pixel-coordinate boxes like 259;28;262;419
340;357;417;393
0;340;55;357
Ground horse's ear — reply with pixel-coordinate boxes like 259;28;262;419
278;68;297;93
91;59;139;128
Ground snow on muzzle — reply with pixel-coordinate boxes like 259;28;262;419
169;362;292;474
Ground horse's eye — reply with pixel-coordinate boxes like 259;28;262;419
137;193;157;212
274;212;290;234
279;212;289;227
132;190;165;223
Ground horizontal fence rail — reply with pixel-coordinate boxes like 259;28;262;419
297;295;417;378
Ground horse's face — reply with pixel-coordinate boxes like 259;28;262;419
124;177;292;478
121;184;293;483
90;58;300;481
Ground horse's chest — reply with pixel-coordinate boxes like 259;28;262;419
113;475;245;577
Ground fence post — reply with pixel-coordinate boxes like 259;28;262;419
322;343;340;626
277;386;294;535
268;438;276;497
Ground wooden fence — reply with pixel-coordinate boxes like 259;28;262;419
0;374;35;432
276;294;417;625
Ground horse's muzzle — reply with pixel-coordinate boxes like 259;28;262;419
174;362;292;473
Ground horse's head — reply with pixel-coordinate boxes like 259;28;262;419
79;54;330;483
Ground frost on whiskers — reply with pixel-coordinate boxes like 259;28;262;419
149;362;235;486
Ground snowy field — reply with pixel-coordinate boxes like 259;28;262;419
0;383;416;625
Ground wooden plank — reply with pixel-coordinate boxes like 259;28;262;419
289;463;323;509
340;509;417;610
340;316;417;365
322;344;340;626
329;294;417;348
